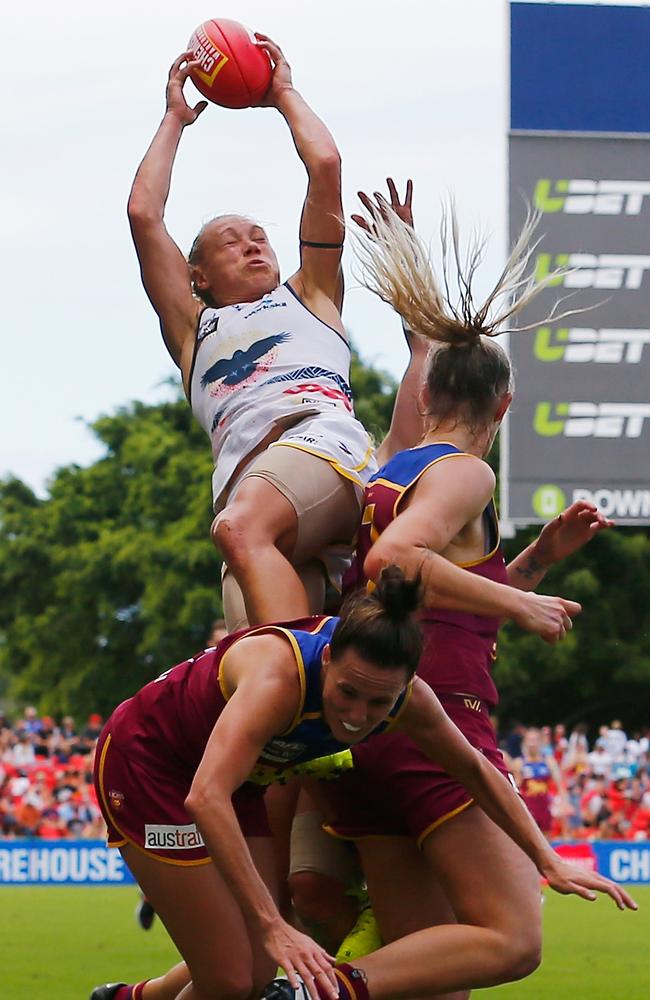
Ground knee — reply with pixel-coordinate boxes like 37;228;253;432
192;972;254;1000
495;927;542;984
289;869;350;926
289;869;329;924
211;508;255;566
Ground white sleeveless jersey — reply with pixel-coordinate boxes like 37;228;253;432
188;283;375;506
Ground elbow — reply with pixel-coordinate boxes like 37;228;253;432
184;790;202;821
127;189;161;228
363;548;387;584
310;148;341;179
364;543;409;585
184;780;214;822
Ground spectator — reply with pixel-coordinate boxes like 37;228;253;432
21;707;43;737
588;742;613;780
553;723;568;765
567;722;589;755
603;719;628;761
7;734;36;768
0;708;646;847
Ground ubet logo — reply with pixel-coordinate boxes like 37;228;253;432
531;485;650;519
534;403;650;438
534;179;650;216
534;327;650;364
535;253;650;290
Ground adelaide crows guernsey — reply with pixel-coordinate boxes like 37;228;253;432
188;283;374;507
353;442;508;706
107;615;411;788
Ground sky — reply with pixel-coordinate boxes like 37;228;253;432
2;0;646;496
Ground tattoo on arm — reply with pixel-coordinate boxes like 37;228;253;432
514;554;546;581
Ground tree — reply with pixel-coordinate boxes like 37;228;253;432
0;395;217;719
0;357;397;720
3;353;649;733
496;525;650;732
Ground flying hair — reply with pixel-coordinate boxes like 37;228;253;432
351;198;580;346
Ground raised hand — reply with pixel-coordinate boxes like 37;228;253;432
262;918;338;1000
542;856;638;912
352;177;414;233
534;500;614;566
254;34;294;106
165;52;208;126
514;593;581;644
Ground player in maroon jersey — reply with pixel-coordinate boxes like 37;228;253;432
299;198;617;1000
89;571;632;1000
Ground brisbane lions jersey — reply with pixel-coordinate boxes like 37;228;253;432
351;442;508;706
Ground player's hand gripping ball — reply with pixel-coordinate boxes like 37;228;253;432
187;19;272;108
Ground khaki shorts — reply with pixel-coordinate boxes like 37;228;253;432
222;444;362;632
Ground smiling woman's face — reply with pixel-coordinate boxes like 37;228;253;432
320;644;407;745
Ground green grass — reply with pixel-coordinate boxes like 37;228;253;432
1;886;178;999
1;886;648;999
479;887;650;999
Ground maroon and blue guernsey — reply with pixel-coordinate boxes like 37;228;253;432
95;616;410;863
324;442;512;845
353;441;508;707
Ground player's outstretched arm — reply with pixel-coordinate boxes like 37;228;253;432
363;459;581;644
254;35;344;310
127;52;206;373
353;179;431;465
184;635;338;1000
398;680;638;912
508;500;614;591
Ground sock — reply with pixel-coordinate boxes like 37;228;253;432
315;964;370;1000
335;905;382;962
114;983;149;1000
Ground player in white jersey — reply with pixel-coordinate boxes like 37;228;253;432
128;39;424;630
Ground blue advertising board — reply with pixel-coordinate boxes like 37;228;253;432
0;840;136;886
505;3;650;526
511;2;650;133
0;839;648;885
552;840;650;884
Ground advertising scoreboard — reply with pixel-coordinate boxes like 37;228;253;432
504;2;650;525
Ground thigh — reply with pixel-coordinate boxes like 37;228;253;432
122;838;278;996
121;844;256;996
223;471;300;555
422;806;541;939
357;836;457;944
358;837;469;1000
290;802;359;886
242;445;361;560
222;559;326;632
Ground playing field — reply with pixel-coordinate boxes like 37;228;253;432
2;885;648;1000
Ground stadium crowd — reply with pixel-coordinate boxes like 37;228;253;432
0;708;104;839
1;707;649;842
502;720;650;841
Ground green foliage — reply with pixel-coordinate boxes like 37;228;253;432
495;524;650;731
349;349;396;446
0;394;218;720
0;354;396;722
2;346;649;732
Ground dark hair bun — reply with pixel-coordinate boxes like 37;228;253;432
374;566;421;621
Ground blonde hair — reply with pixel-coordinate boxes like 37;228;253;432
353;200;581;429
352;200;573;345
